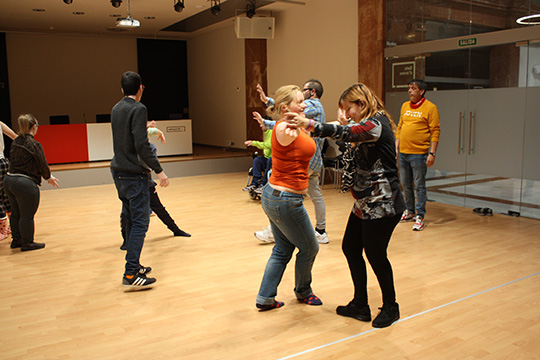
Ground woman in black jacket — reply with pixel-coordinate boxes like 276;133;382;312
287;83;404;328
4;114;59;251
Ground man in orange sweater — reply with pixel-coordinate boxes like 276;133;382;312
396;79;440;231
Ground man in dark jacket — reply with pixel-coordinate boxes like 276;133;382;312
110;71;169;291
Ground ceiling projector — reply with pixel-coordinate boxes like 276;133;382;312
116;17;140;28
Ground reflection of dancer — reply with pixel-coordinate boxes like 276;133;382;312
255;85;322;311
5;114;60;252
120;122;190;250
396;79;440;231
0;121;17;240
288;83;404;328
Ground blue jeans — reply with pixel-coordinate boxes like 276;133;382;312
112;170;151;276
251;157;272;186
399;153;428;218
257;185;319;305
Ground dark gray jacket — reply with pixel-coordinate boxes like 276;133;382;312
110;97;163;174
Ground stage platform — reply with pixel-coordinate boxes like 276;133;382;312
47;144;252;189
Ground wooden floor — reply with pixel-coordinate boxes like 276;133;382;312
1;172;540;360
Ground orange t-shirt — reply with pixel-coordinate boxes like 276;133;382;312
269;121;316;191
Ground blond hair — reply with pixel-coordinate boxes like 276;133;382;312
338;83;396;133
17;114;38;136
266;85;301;118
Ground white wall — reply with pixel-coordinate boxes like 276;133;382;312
7;33;137;127
267;0;358;123
187;25;246;148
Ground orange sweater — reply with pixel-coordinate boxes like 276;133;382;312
269;122;316;191
396;98;441;154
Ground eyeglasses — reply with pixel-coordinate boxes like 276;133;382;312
302;87;312;92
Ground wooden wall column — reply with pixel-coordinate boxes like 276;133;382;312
358;0;385;101
245;39;267;142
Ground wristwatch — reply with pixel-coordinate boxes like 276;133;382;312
429;152;436;157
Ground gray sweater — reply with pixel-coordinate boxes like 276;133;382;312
110;97;163;174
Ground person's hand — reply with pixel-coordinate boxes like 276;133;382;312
426;154;435;167
48;175;60;188
253;111;265;127
244;140;253;147
337;108;349;125
256;84;268;104
284;112;310;129
157;171;169;187
157;130;166;144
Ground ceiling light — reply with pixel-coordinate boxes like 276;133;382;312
116;17;140;28
516;14;540;25
174;0;185;13
211;0;221;16
111;0;122;8
63;0;73;4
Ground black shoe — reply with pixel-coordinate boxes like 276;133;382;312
21;242;45;252
483;208;493;216
336;301;371;321
256;300;284;311
473;207;485;216
174;229;191;237
122;273;156;291
10;240;22;249
372;303;400;328
139;265;152;275
120;241;127;250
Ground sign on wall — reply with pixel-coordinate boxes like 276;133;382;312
392;61;415;88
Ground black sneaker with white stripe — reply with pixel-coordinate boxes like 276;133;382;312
122;273;156;291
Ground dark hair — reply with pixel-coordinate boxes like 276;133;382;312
121;71;142;96
408;79;428;94
304;79;323;99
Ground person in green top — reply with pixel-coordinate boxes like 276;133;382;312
243;127;272;194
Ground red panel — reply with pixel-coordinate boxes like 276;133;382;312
34;124;89;164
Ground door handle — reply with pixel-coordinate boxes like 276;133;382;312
458;112;462;154
468;112;475;155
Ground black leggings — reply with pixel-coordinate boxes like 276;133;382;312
342;212;401;306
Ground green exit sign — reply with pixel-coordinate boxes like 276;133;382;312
459;38;477;47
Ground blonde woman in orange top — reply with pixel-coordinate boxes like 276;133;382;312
254;85;322;311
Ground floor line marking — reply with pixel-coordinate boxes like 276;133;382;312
278;271;540;360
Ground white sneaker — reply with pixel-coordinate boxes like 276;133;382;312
255;225;274;243
412;216;425;231
315;231;329;244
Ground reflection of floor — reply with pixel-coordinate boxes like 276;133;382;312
426;170;540;220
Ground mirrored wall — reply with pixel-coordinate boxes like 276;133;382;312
385;0;540;219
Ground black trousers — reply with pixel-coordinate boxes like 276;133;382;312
341;212;401;307
121;183;180;242
4;174;40;245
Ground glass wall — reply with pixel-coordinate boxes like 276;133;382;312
385;0;540;219
386;0;539;46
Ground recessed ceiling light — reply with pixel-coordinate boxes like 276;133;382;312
32;8;46;12
516;14;540;25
